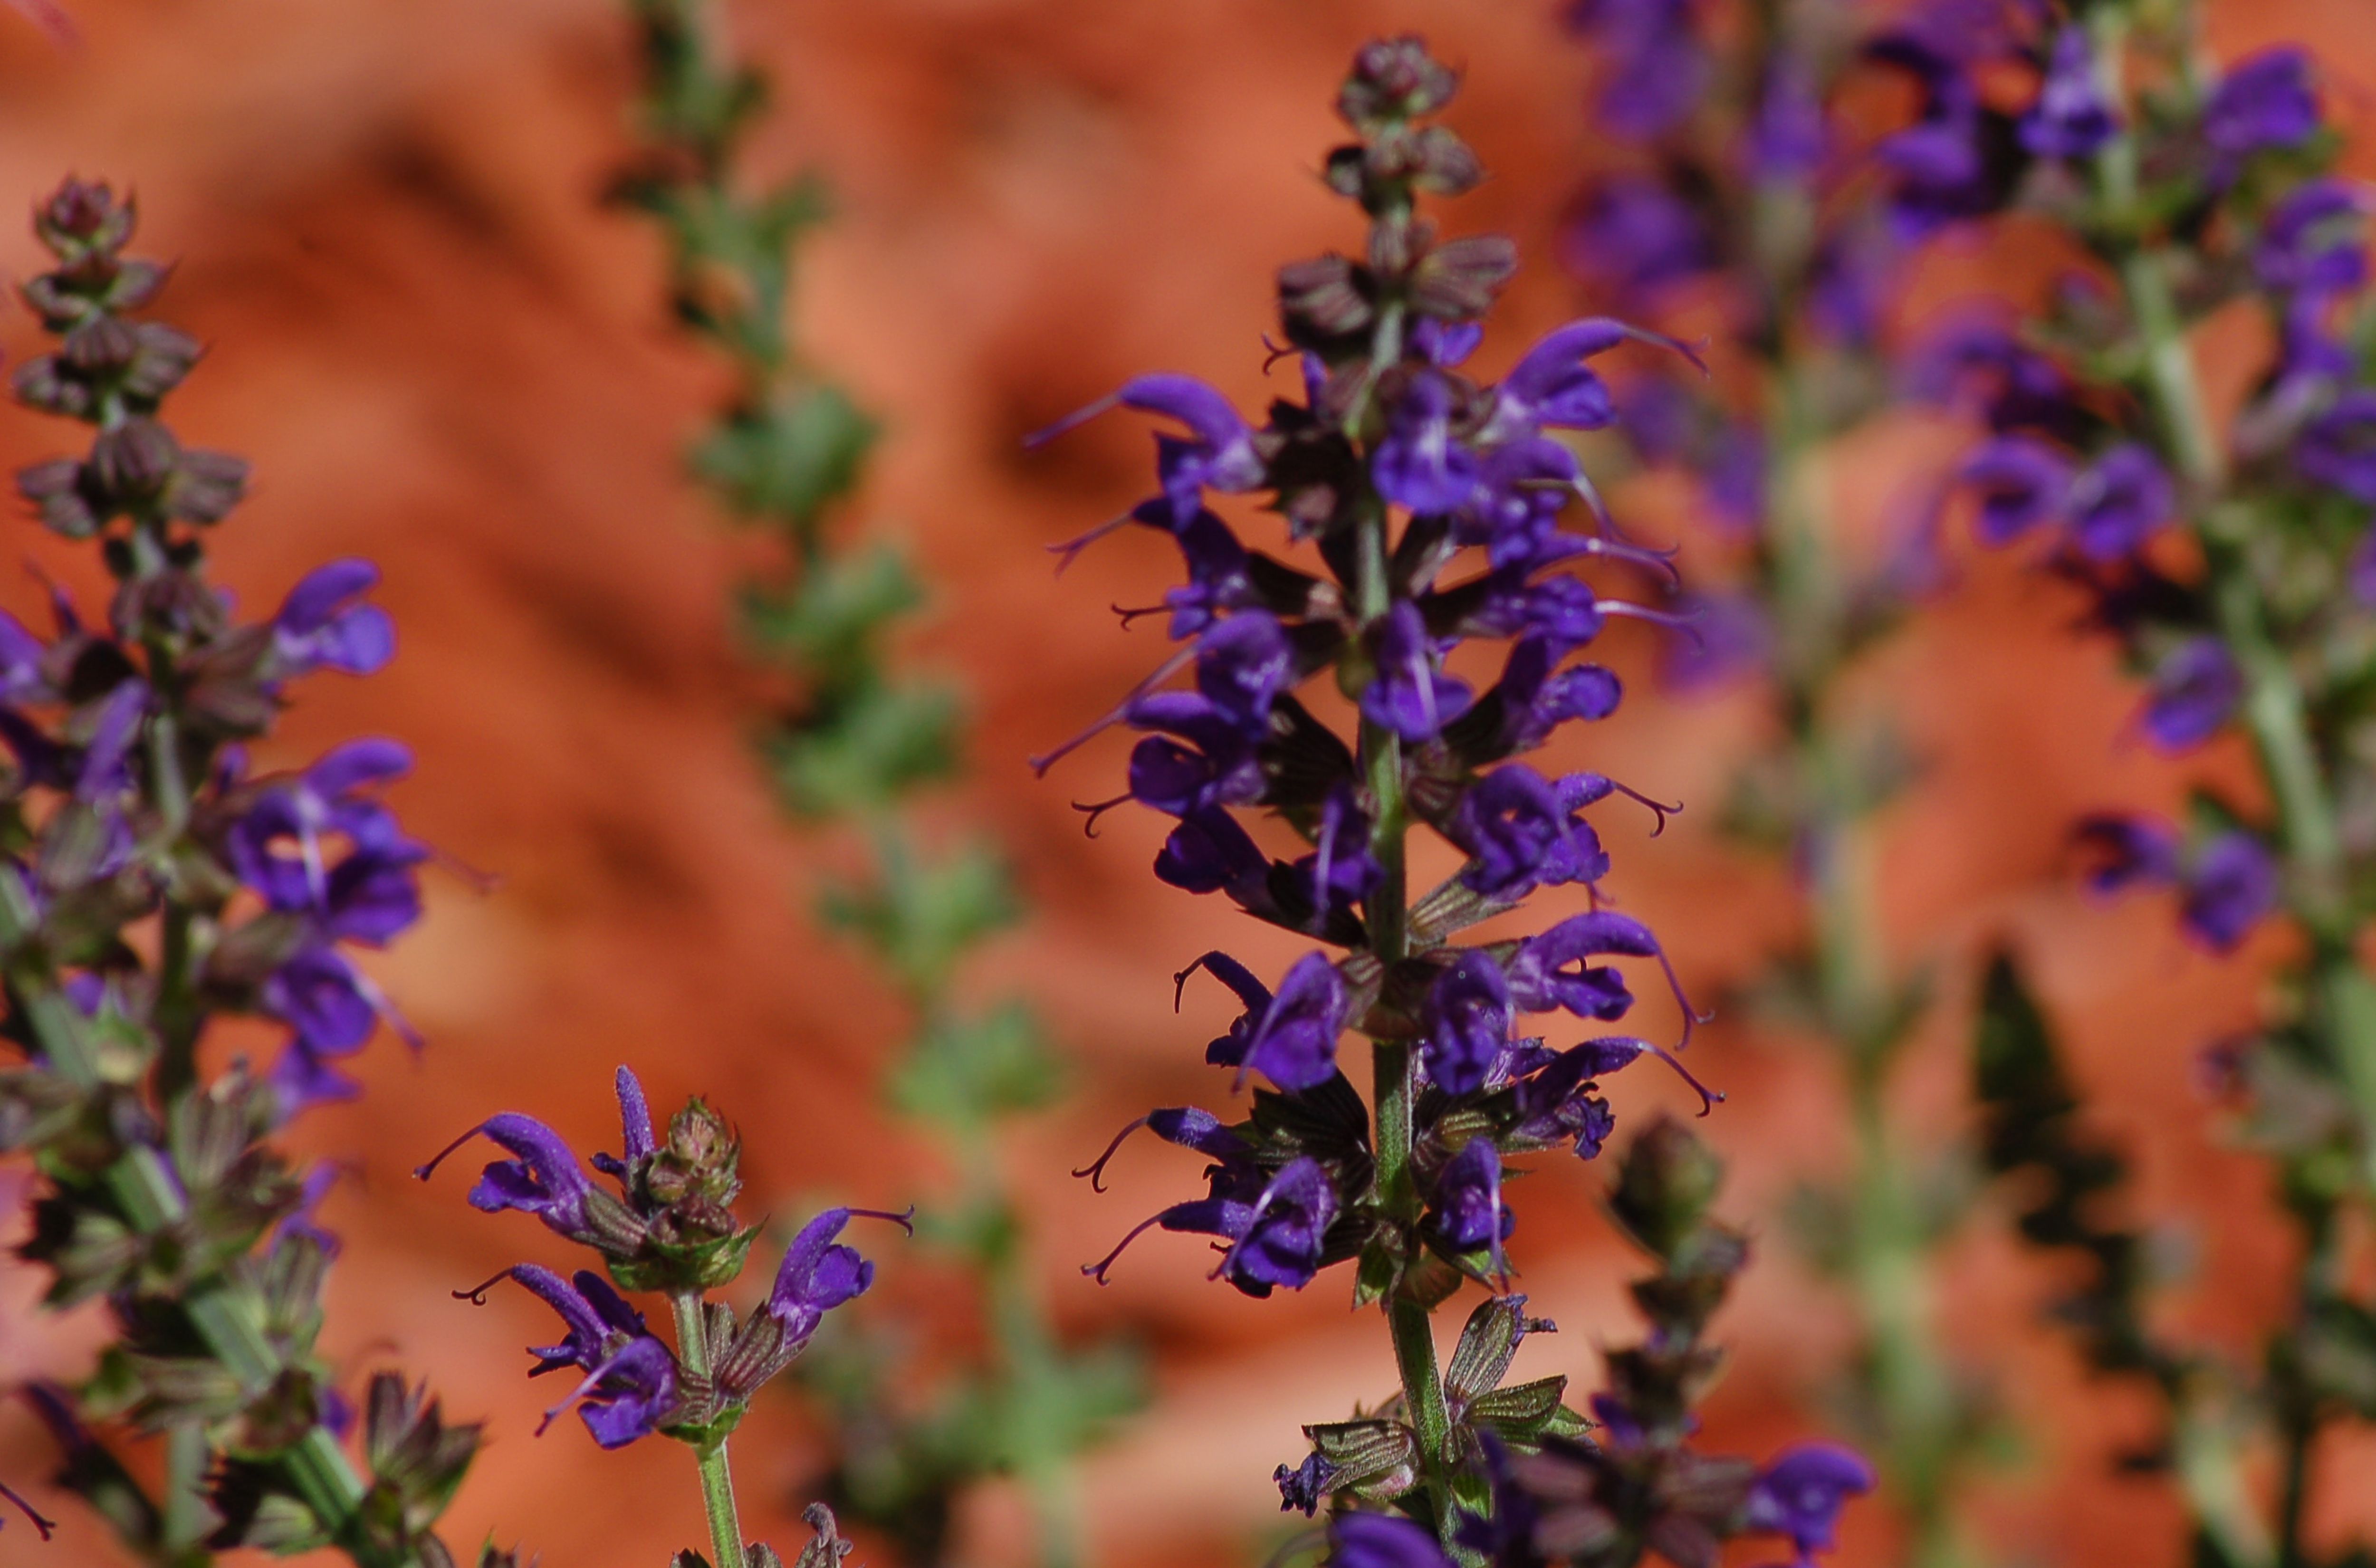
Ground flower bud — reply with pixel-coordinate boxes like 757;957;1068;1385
1608;1113;1724;1262
1339;36;1458;128
90;418;181;500
646;1097;742;1208
35;179;132;257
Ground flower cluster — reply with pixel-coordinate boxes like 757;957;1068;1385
420;1068;907;1445
420;1066;904;1565
1893;17;2336;951
1556;4;2000;1558
0;180;493;1566
1863;2;2376;1557
1035;38;1865;1561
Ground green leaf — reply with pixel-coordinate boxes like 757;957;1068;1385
819;834;1017;993
891;1000;1064;1129
767;677;959;819
695;382;878;529
742;544;923;678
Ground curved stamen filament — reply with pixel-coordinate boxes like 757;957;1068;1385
453;1269;512;1306
1072;793;1131;839
1073;1115;1151;1193
1044;506;1135;574
412;1121;491;1183
0;1481;56;1542
843;1205;919;1235
1083;1212;1168;1285
1029;643;1197;777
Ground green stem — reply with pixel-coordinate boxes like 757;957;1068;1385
1350;481;1453;1529
671;1293;746;1568
2099;85;2306;1568
0;872;388;1563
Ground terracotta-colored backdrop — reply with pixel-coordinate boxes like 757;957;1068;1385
0;1;2370;1564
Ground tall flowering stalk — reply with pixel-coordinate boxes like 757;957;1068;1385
1557;5;1992;1562
1036;38;1870;1563
0;181;498;1567
1880;5;2376;1562
603;3;1140;1565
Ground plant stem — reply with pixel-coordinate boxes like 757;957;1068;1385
2097;65;2299;1560
671;1293;746;1568
0;872;391;1565
1351;474;1452;1530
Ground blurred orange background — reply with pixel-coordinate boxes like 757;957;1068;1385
0;1;2373;1565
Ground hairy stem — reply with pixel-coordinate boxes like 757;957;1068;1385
671;1293;746;1568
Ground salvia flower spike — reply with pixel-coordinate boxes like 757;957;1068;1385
1036;36;1868;1561
0;176;509;1565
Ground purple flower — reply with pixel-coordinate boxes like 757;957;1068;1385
1559;177;1710;301
2074;816;2275;951
1869;34;1997;238
1029;374;1267;525
1327;1510;1452;1568
1373;374;1480;514
1744;1444;1876;1568
768;1206;909;1347
2255;181;2366;299
1428;1137;1514;1273
1160;511;1257;640
1237;952;1347;1091
1361;602;1474;742
2067;444;2173;561
1507;912;1699;1045
445;1114;596;1237
2204;48;2320;178
1960;436;2074;544
1274;1452;1338;1517
272;559;395;678
1292;784;1383;920
1155;805;1269;897
1567;0;1708;143
2074;813;2182;893
1495;635;1624;749
1906;318;2079;437
1422;949;1513;1097
2298;390;2376;503
505;1263;680;1449
2141;638;2241;752
1073;1105;1250;1192
2020;27;2119;161
1452;764;1610;901
1222;1156;1339;1295
1488;318;1703;441
1412;317;1483;367
2181;832;2277;951
1196;611;1296;735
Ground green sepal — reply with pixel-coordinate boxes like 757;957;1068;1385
659;1403;748;1453
607;1223;762;1294
1304;1417;1419;1503
1466;1375;1569;1442
1352;1229;1402;1310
